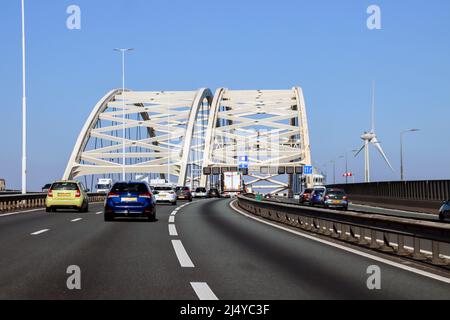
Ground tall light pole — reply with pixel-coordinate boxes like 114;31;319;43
114;48;134;181
21;0;27;194
330;160;336;184
400;129;420;181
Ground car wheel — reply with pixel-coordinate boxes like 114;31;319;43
439;213;445;222
148;209;156;222
172;201;177;206
104;214;114;222
45;207;51;213
189;198;193;202
84;203;89;213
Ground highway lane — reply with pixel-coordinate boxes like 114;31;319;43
0;198;448;299
0;202;197;300
177;199;450;299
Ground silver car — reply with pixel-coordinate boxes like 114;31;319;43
439;200;450;221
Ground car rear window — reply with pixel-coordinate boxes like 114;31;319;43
111;183;148;193
196;188;206;192
155;186;173;191
51;182;79;191
304;189;313;193
327;191;346;199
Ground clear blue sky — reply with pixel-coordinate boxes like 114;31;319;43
1;0;450;190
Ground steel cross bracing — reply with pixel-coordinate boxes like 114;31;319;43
201;88;312;193
63;89;213;187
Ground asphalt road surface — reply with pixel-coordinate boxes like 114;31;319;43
0;199;449;300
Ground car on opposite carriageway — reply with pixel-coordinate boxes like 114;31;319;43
439;200;450;222
310;188;349;211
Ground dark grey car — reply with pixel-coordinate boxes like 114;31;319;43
439;200;450;221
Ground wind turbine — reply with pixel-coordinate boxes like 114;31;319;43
355;82;394;183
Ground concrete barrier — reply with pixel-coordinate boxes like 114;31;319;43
0;193;106;213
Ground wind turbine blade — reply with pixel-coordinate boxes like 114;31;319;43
370;137;394;171
354;144;365;157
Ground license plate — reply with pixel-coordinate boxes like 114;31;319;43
58;193;71;197
333;200;342;204
122;197;137;202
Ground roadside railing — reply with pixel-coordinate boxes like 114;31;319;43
237;195;450;268
0;193;106;213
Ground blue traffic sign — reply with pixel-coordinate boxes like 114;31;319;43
239;156;249;163
303;165;313;175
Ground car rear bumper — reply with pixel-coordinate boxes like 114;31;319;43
105;205;154;216
324;201;348;208
46;198;84;208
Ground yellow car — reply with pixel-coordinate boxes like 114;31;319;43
45;181;89;213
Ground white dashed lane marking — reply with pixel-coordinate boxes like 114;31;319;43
31;229;50;236
171;240;194;268
169;224;178;236
191;282;219;300
71;218;83;222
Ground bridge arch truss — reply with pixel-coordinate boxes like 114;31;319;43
63;88;213;189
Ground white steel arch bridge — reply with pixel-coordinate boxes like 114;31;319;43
63;87;312;193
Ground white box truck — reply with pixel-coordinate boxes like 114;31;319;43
222;172;242;198
96;178;113;194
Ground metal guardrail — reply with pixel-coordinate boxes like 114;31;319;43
328;180;450;202
0;193;106;213
237;195;450;268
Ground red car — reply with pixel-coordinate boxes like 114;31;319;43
175;186;193;202
299;188;314;204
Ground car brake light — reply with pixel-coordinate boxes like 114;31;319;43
108;192;119;198
75;190;81;198
48;189;53;197
140;192;152;198
325;195;330;200
343;196;348;200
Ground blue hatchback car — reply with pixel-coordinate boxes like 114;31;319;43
104;182;156;222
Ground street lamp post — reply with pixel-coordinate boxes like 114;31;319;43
400;129;420;181
114;48;134;182
21;0;27;194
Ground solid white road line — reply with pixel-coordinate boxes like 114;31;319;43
229;200;450;284
171;240;194;268
171;210;178;216
169;216;175;223
71;218;83;222
169;224;178;236
0;208;45;217
190;282;219;300
96;211;102;215
31;229;50;236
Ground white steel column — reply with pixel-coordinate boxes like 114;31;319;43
21;0;27;194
